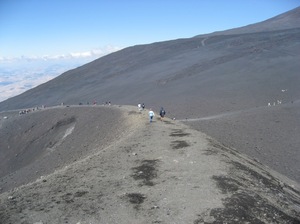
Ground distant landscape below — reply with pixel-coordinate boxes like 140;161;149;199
0;46;122;102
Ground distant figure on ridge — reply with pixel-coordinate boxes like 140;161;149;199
142;103;145;110
149;108;155;123
159;107;166;121
138;103;142;111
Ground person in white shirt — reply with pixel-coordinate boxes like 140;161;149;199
149;109;155;123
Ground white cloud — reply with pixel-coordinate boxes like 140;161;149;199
0;45;123;63
69;51;92;58
0;45;123;102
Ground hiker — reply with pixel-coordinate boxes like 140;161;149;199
142;103;145;110
138;103;142;111
159;107;166;120
149;108;155;123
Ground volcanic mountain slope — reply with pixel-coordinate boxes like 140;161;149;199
0;8;300;182
0;106;299;223
0;7;299;114
1;26;300;115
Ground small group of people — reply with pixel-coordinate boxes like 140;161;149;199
148;107;166;123
19;106;45;115
138;103;145;111
78;101;112;106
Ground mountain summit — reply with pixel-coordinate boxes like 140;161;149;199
199;6;300;36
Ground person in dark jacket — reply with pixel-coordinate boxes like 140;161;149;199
159;107;166;121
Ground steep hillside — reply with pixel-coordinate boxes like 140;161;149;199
0;106;130;192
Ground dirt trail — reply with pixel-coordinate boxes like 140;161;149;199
177;103;286;122
0;106;299;223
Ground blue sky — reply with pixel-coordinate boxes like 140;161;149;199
0;0;299;102
1;0;300;58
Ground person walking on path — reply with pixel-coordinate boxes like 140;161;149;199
159;107;166;121
149;108;155;123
